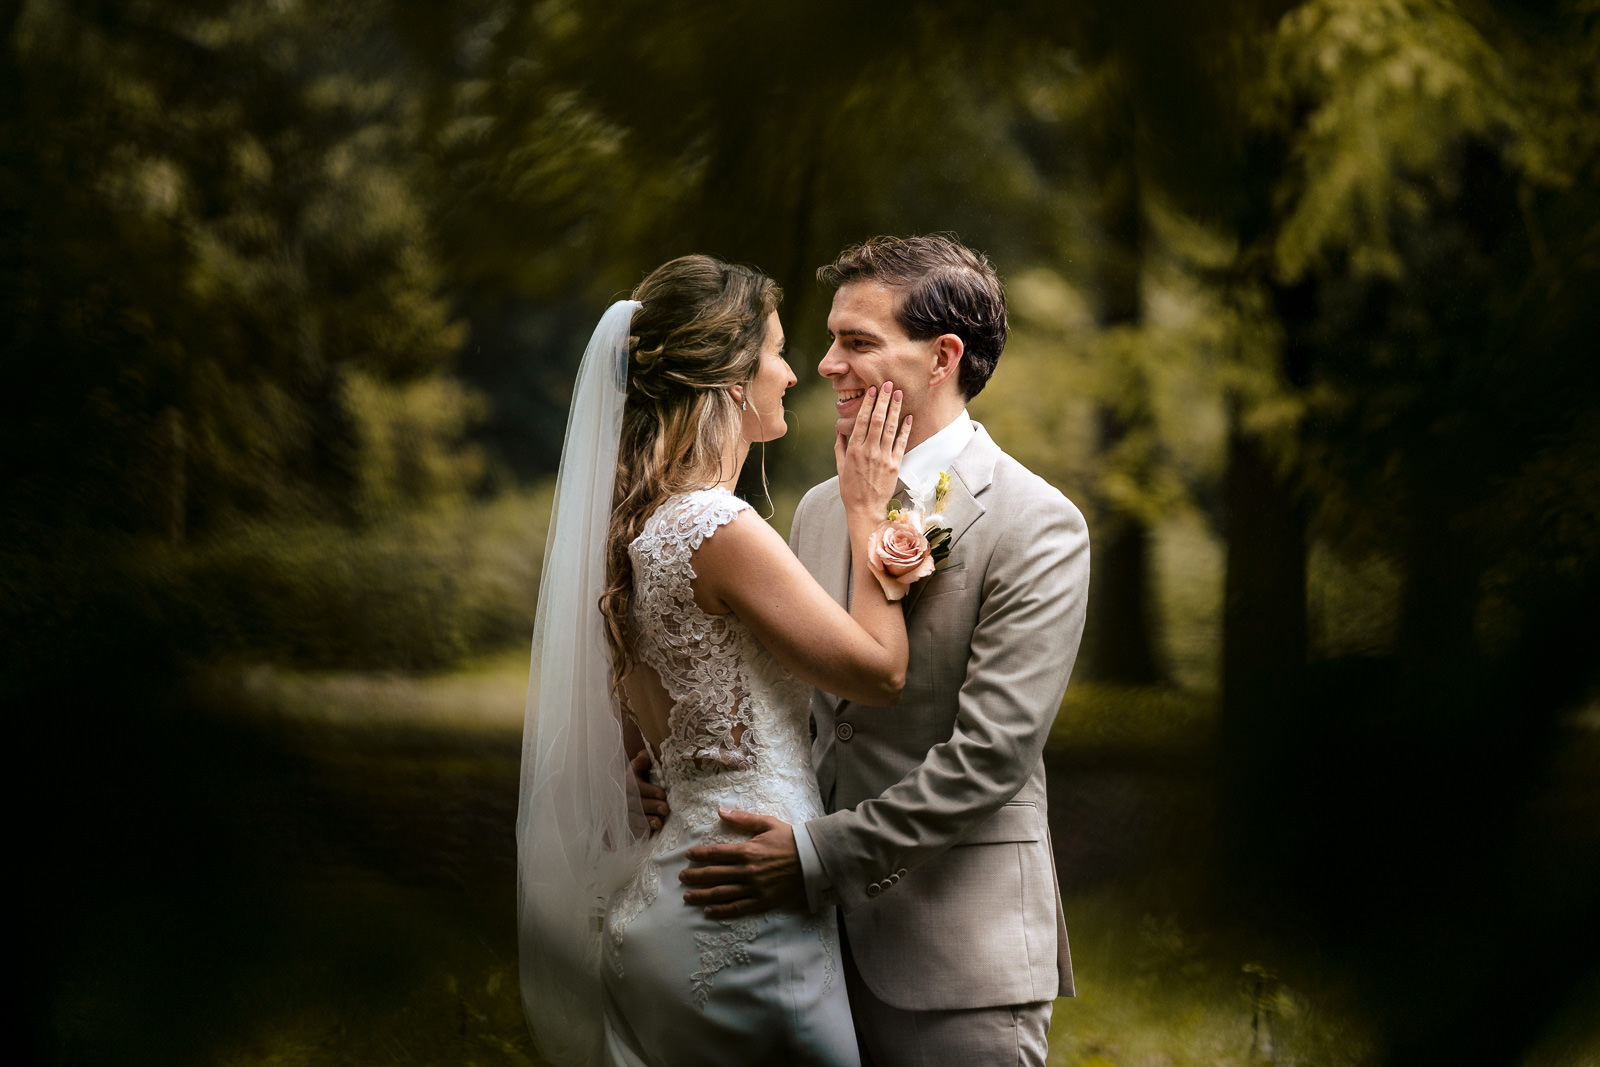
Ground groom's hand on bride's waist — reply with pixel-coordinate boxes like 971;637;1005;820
680;809;806;918
630;748;670;833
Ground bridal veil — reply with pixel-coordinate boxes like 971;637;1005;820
517;299;650;1066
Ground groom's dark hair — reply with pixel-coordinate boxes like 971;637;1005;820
817;234;1008;399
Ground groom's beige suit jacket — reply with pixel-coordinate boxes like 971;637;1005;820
790;422;1089;1012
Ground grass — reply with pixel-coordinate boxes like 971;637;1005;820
39;499;1600;1067
200;645;532;732
45;650;1600;1067
1051;683;1216;751
1049;893;1377;1067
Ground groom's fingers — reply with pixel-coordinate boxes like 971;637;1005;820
715;807;778;833
702;897;763;920
628;749;669;831
679;842;752;877
679;857;758;907
679;814;805;914
680;879;749;906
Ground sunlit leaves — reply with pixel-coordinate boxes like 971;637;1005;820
343;369;486;521
1261;0;1523;282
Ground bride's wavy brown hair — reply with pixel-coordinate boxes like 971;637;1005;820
601;255;781;700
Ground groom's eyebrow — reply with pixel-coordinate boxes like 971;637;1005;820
832;327;884;344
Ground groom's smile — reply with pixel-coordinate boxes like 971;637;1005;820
821;280;946;448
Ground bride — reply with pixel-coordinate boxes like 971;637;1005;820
518;255;912;1066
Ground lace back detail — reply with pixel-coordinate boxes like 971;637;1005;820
607;488;829;998
630;489;760;778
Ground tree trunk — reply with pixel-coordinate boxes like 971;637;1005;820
1215;406;1309;894
1081;67;1164;685
1087;412;1163;684
165;407;186;545
1220;418;1308;723
1395;457;1481;714
0;0;22;49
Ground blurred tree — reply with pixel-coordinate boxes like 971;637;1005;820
1196;0;1600;1061
416;0;1087;481
0;0;477;687
1;0;471;539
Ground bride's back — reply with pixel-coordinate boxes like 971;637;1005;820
619;491;736;758
622;489;815;799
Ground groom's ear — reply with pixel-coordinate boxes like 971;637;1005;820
928;334;964;390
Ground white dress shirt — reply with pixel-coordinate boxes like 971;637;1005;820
895;409;974;511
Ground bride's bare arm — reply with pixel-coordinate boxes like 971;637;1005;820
692;384;911;706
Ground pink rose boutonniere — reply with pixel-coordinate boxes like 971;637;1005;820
866;472;955;602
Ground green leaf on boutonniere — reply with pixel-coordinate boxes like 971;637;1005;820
925;521;953;569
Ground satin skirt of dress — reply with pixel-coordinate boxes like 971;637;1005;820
600;828;860;1067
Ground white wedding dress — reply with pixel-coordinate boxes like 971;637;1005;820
599;488;860;1067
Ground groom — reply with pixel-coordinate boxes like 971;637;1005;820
681;234;1090;1065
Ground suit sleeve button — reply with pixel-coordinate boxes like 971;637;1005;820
835;722;854;741
865;883;881;898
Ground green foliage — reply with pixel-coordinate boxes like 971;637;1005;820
1260;0;1525;281
342;369;487;523
1048;896;1378;1067
152;487;551;672
1;0;500;694
2;0;471;540
1209;0;1600;676
1049;683;1217;751
975;212;1235;535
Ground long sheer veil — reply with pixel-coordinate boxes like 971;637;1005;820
517;299;649;1066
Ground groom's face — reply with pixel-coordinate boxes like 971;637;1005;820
821;281;939;441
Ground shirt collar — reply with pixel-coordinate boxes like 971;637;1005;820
899;409;974;508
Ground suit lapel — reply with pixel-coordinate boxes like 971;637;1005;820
816;491;853;610
902;424;999;614
804;488;852;712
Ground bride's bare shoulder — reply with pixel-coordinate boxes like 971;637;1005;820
688;505;805;613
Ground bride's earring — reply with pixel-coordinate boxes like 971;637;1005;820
741;399;748;411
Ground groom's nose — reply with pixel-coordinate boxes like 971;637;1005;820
817;343;845;379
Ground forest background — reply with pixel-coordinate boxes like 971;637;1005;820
4;1;1598;1065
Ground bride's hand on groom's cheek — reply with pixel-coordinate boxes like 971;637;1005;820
630;748;669;833
836;382;910;508
679;809;806;918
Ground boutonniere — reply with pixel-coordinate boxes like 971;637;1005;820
866;471;954;602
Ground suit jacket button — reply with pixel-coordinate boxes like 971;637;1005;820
888;872;900;885
896;868;908;878
835;722;854;741
866;883;881;898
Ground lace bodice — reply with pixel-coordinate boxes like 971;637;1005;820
608;489;827;966
627;488;819;821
